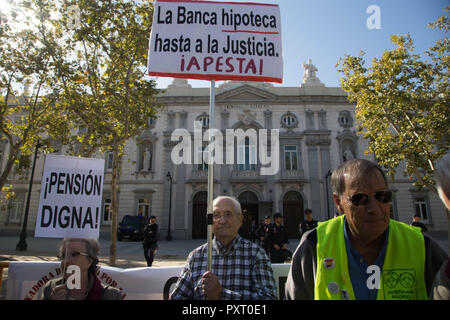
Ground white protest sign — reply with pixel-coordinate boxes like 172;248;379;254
34;155;105;238
147;0;283;83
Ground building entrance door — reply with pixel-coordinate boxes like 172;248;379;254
192;191;207;239
283;191;303;238
238;191;259;240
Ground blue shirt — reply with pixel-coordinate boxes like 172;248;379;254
343;217;389;300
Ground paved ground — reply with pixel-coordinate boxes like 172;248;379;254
0;236;216;267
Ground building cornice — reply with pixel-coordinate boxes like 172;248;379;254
155;85;352;106
156;94;351;105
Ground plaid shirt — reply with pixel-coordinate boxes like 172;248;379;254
170;235;277;300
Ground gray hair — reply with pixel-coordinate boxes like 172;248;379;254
213;196;242;216
331;159;388;196
434;153;450;208
59;238;100;274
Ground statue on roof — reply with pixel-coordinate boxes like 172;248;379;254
301;58;324;87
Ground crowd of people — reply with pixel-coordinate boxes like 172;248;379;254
41;158;449;300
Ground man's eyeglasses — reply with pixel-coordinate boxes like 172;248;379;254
349;190;393;206
57;252;89;260
213;212;235;220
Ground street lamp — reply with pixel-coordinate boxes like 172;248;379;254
325;169;332;220
16;140;42;251
166;171;173;241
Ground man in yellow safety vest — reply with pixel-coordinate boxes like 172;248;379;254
285;159;448;300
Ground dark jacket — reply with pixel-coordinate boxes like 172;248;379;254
411;221;428;232
266;223;289;249
300;219;318;235
143;223;158;246
256;223;272;248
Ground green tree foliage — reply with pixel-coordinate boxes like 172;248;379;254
45;0;160;265
337;8;449;192
0;1;71;200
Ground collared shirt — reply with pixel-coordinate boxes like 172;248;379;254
170;235;277;300
344;217;389;300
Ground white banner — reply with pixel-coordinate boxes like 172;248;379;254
5;261;290;300
34;155;105;238
147;0;283;83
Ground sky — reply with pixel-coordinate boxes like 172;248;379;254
152;0;448;89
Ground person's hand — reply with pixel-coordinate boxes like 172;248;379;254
273;244;280;250
50;284;68;300
201;271;222;300
282;244;288;250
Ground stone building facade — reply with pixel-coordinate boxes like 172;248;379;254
0;62;447;239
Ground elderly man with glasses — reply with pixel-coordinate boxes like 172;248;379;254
170;196;277;300
40;238;122;300
285;159;448;300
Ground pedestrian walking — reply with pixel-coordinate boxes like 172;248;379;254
143;216;158;267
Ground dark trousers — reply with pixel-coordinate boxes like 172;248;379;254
143;243;157;266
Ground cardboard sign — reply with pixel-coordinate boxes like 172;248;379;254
34;155;105;238
147;0;283;83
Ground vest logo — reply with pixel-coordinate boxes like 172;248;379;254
323;258;335;270
382;269;417;299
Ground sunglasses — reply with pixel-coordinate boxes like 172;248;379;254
57;251;89;260
349;190;393;206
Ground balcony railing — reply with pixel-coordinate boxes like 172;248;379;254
230;168;265;182
187;169;208;182
279;169;305;181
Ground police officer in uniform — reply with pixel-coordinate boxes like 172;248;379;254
256;215;272;253
299;208;318;237
266;213;291;263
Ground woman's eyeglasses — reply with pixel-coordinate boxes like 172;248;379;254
349;190;393;206
57;251;89;260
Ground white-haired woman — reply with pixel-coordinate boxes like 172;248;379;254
40;238;122;300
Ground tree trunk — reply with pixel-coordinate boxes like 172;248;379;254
109;142;121;266
0;145;20;190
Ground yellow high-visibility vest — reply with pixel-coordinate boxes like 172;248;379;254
314;215;428;300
